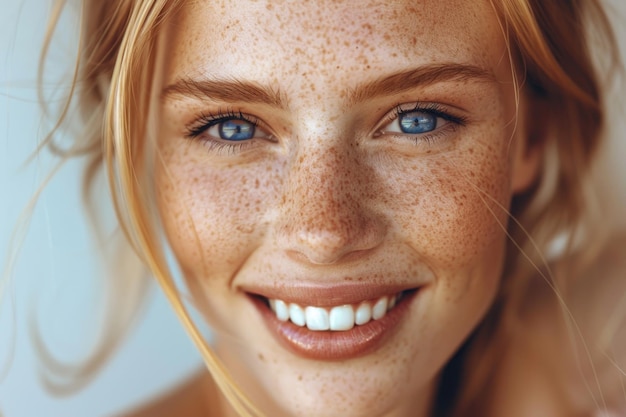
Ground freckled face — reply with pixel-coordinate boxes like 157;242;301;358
155;1;533;416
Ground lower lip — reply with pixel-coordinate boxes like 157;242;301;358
249;290;418;361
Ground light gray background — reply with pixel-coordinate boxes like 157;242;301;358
1;1;625;417
1;2;201;417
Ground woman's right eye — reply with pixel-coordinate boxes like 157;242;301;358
184;113;274;154
208;118;257;141
186;113;272;143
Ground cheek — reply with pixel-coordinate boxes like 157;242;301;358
155;144;284;279
376;140;511;270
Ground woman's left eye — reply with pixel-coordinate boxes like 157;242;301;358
398;111;437;133
383;110;445;135
376;104;466;145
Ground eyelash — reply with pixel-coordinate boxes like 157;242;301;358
376;102;468;146
184;109;266;154
184;103;467;154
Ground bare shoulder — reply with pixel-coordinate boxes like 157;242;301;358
570;232;626;295
489;233;626;417
565;233;626;413
115;369;219;417
565;233;626;348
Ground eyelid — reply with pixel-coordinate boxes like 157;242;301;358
184;109;273;140
368;102;469;153
376;102;467;135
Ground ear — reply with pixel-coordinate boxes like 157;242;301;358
511;94;549;194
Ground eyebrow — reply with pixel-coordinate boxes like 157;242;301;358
347;63;496;105
161;77;286;107
161;63;495;108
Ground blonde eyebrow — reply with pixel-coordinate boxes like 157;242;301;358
347;63;496;105
161;77;287;108
161;63;495;108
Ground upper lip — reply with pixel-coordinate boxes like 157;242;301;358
240;282;421;307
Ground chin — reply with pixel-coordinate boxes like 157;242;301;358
212;292;446;417
237;360;426;417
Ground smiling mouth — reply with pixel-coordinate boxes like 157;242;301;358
249;288;420;360
264;290;411;331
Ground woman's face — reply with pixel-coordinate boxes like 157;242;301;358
156;0;537;415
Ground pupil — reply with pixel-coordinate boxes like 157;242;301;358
219;119;255;141
399;112;436;134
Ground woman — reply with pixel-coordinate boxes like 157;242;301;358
32;0;625;416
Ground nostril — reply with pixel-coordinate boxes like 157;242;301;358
284;247;378;266
291;219;355;262
283;225;382;265
296;228;350;251
275;150;386;265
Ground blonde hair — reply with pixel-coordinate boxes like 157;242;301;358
438;1;620;415
33;0;619;415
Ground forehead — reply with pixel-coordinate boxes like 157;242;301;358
163;0;506;90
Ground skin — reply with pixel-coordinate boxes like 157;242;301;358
154;0;540;416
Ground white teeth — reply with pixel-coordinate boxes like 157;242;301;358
372;296;388;320
329;305;355;331
289;303;306;327
275;299;289;322
355;302;372;325
269;292;403;331
305;306;330;331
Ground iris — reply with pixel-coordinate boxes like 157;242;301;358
219;119;256;140
399;111;437;134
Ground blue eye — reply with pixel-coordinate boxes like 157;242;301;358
218;119;256;141
185;112;273;154
374;103;467;149
398;111;437;134
378;103;466;143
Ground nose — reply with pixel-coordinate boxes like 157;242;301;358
274;144;386;265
